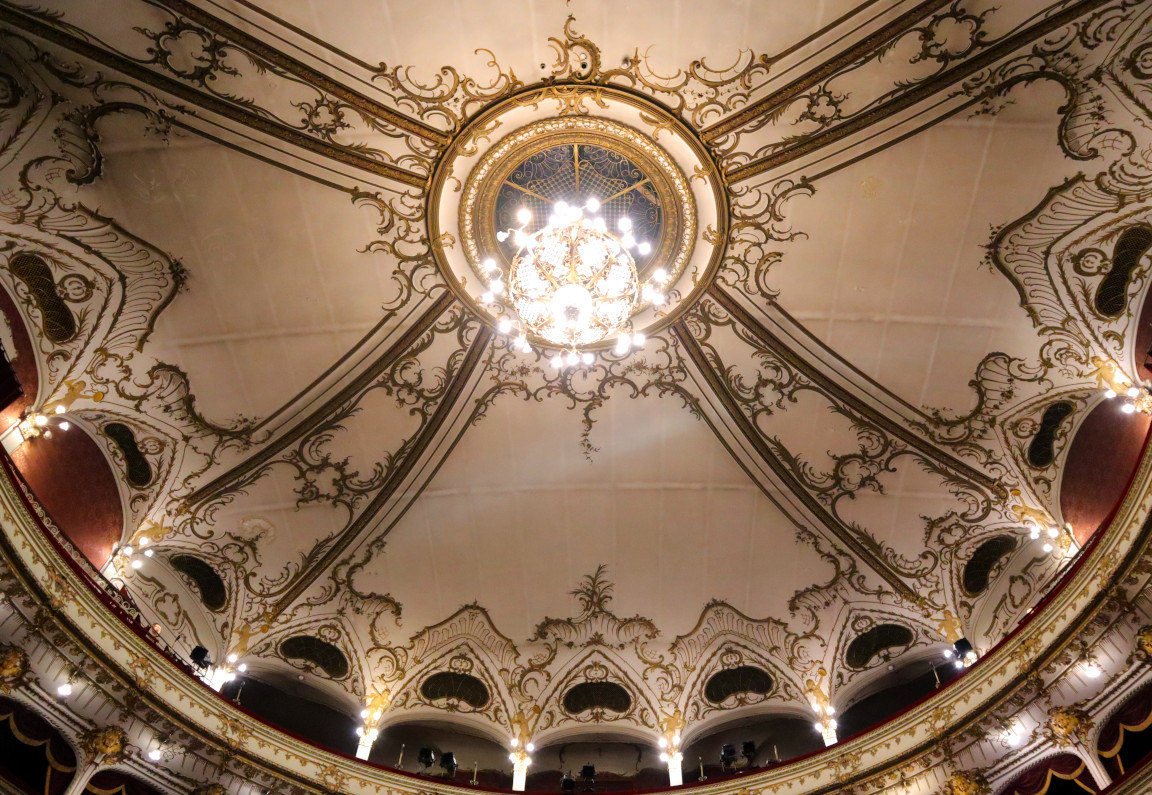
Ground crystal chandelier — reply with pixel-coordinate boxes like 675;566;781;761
478;198;669;368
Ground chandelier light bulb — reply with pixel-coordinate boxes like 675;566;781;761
496;231;508;242
594;217;607;232
144;549;153;558
514;230;528;247
227;653;238;664
490;281;505;295
497;318;513;334
1042;542;1053;553
510;737;519;748
1105;388;1117;399
122;546;133;556
517;207;532;224
57;421;70;432
652;293;666;306
1122;403;1136;414
131;558;143;569
566;352;580;366
615;337;631;355
943;648;954;659
1128;386;1140;397
483;258;497;272
581;352;594;365
652;268;668;282
551;355;563;368
555;201;569;215
585;197;600;212
660;752;669;763
622;232;636;248
1046;527;1059;539
526;743;535;752
618;217;632;232
54;404;66;414
638;241;651;256
1029;526;1040;540
632;332;646;347
481;291;494;304
34;414;47;426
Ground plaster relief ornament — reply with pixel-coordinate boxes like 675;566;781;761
1136;625;1152;660
1046;706;1092;747
0;644;28;692
80;725;130;765
192;786;227;795
942;770;990;795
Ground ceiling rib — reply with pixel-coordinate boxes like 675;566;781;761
707;285;1001;497
264;324;495;621
724;0;1115;184
0;4;428;188
150;0;450;149
671;321;923;605
184;290;456;512
701;0;953;143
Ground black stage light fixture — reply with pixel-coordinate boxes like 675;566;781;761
953;637;978;667
580;764;596;791
561;772;576;793
439;752;457;777
417;747;436;770
189;646;211;670
741;740;756;765
720;743;737;770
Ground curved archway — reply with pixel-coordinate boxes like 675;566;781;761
0;285;123;567
0;696;77;795
997;753;1097;795
1098;682;1152;779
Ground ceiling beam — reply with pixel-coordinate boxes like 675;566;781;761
0;4;429;189
672;320;924;605
707;285;1003;498
701;0;953;143
150;0;450;149
724;0;1115;184
184;290;456;512
263;323;494;621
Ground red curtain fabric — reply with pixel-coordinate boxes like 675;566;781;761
1099;683;1152;757
1001;753;1096;795
0;697;77;795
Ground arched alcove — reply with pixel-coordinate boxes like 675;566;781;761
84;770;166;795
680;714;824;783
220;673;358;755
998;753;1098;795
0;284;123;567
836;658;960;739
0;696;77;795
1099;683;1152;779
369;719;513;788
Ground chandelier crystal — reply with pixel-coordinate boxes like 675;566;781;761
480;198;668;368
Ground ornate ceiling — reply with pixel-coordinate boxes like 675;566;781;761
0;0;1150;758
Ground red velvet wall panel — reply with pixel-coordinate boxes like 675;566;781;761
0;285;123;567
1060;402;1150;546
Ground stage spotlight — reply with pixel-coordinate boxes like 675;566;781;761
189;646;211;670
741;740;756;766
439;751;457;778
561;772;576;793
417;747;436;770
720;743;737;771
580;764;596;791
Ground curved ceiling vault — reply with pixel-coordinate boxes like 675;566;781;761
0;0;1151;765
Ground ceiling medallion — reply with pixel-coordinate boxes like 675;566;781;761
430;87;726;361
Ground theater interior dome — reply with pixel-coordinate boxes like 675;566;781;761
1;2;1152;795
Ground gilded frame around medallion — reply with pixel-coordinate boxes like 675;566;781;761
427;84;728;351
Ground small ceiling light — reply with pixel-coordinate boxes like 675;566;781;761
1105;388;1117;399
237;663;247;672
226;653;238;664
1046;527;1059;539
1083;662;1101;679
148;748;163;762
1042;542;1054;553
144;549;154;558
57;682;73;697
54;405;66;414
130;559;143;570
